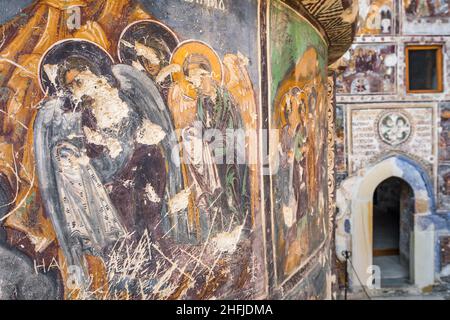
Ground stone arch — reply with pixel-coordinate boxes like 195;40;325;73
348;155;434;289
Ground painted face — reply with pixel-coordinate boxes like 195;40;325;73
184;54;214;93
134;42;163;77
68;69;109;98
187;65;211;89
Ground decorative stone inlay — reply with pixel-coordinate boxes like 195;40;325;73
378;111;412;146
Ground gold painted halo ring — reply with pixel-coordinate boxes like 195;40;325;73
170;40;223;100
38;38;115;95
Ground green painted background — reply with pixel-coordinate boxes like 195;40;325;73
270;0;327;106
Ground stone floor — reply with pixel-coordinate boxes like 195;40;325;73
337;257;450;300
340;281;450;300
374;256;409;281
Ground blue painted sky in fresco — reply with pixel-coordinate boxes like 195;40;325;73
0;0;33;24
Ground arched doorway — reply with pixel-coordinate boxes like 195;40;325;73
344;156;435;290
373;177;414;287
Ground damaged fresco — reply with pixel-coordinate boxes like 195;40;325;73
438;165;450;210
335;105;346;175
347;106;435;174
0;0;358;300
439;104;450;210
358;0;395;35
336;44;397;95
0;0;266;300
269;0;330;290
402;0;450;35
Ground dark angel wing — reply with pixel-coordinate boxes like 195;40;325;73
112;65;191;242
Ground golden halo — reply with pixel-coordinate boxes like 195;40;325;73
170;40;223;100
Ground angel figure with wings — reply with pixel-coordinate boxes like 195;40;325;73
34;39;184;292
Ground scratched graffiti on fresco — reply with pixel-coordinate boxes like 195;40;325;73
0;0;265;300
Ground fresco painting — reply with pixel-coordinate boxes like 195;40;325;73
439;165;450;210
0;0;266;300
269;0;329;284
336;44;397;95
404;0;450;18
0;0;353;301
439;104;450;210
335;105;346;174
440;103;450;163
358;0;395;35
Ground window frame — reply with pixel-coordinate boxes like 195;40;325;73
405;45;444;94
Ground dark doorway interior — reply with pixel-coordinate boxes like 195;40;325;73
373;177;414;287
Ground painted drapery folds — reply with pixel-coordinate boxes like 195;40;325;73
357;0;395;36
269;0;330;295
0;0;356;300
0;0;264;300
404;0;450;18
